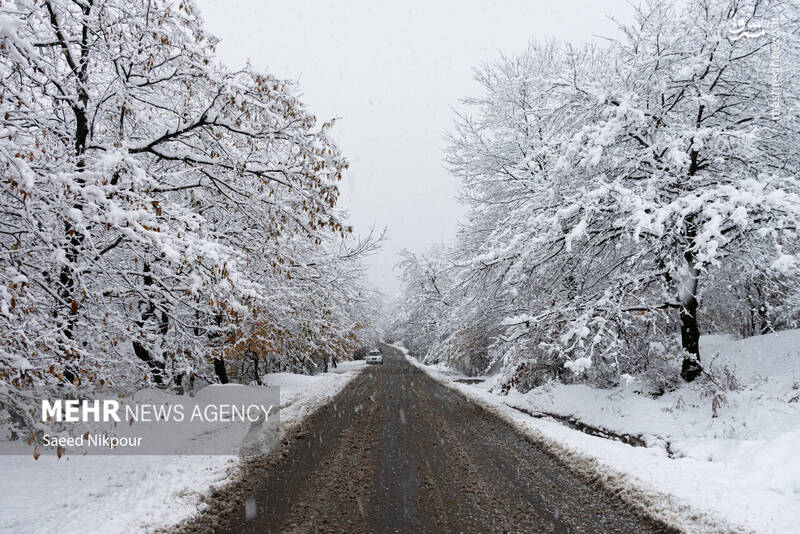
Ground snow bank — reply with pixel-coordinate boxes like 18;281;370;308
410;330;800;533
0;363;365;534
262;360;364;422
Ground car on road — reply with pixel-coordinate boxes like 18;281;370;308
366;349;383;365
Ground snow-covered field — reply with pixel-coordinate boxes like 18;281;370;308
399;330;800;533
0;361;365;534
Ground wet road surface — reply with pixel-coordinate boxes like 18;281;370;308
176;345;677;533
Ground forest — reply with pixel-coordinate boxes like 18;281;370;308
2;1;800;533
388;0;800;393
0;0;379;436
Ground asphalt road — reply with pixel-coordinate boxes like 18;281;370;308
177;344;677;534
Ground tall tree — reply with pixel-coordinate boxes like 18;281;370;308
0;0;377;435
394;0;800;388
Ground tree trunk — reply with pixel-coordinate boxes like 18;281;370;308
252;355;262;385
213;357;229;384
679;113;706;383
132;340;165;384
132;262;166;384
679;296;703;381
679;248;703;382
208;312;228;383
47;0;92;347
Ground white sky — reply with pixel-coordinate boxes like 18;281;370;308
195;0;633;297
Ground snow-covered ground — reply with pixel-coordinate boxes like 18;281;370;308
0;361;365;534
398;330;800;533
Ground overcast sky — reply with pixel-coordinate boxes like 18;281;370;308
195;0;633;297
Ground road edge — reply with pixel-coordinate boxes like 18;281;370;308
160;365;368;534
398;349;745;534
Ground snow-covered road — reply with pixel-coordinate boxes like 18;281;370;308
176;345;674;533
405;331;800;533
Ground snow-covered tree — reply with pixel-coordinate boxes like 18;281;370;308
555;0;800;379
0;0;377;436
388;248;452;359
394;0;800;389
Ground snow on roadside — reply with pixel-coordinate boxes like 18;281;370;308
395;331;800;534
0;362;365;534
